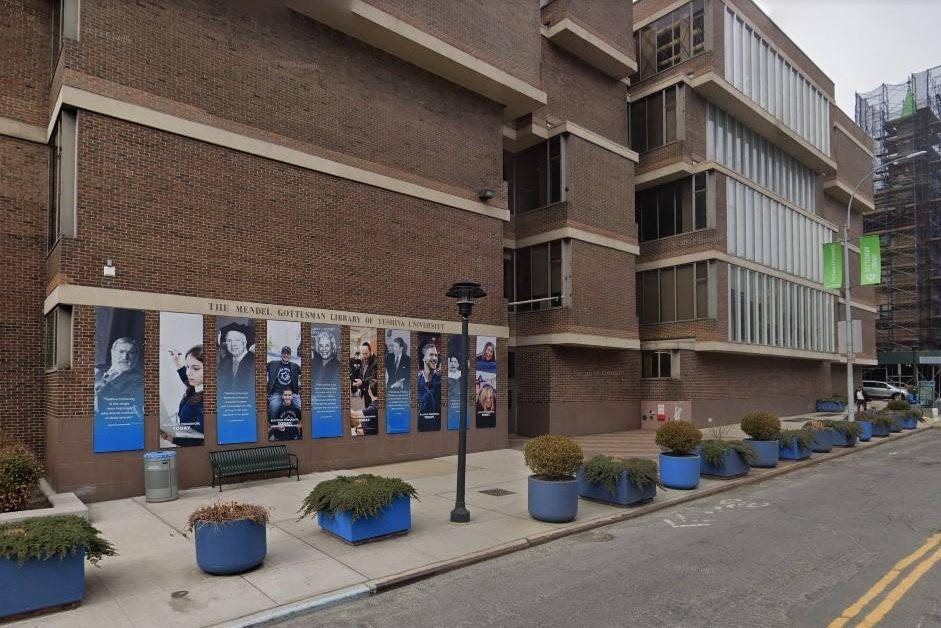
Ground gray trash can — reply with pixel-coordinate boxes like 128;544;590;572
144;451;178;502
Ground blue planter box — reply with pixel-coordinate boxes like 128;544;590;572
810;429;833;452
318;495;411;543
831;429;857;447
900;416;918;430
857;420;873;442
195;519;267;575
528;475;578;522
743;439;779;468
0;550;84;618
871;423;891;437
779;437;811;460
889;416;903;432
576;467;656;506
697;448;750;478
659;453;700;489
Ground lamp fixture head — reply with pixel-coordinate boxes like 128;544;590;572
477;188;495;201
447;280;486;304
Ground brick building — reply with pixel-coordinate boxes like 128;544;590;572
1;0;873;501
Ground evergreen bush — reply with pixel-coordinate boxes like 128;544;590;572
298;474;417;522
655;421;702;456
0;515;116;565
777;429;814;450
187;502;269;531
582;455;659;494
740;412;781;441
523;436;583;480
886;399;911;412
0;443;43;513
871;412;897;429
821;420;861;444
697;439;758;466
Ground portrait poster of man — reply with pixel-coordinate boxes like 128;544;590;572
216;316;257;444
266;320;302;441
446;334;470;431
349;327;378;436
384;329;411;434
93;307;145;453
417;332;442;431
158;312;205;448
311;324;342;438
475;336;497;428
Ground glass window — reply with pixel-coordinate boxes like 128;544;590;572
507;240;569;312
660;267;676;322
694;173;707;230
647;91;664;149
630;86;678;153
43;305;72;371
503;249;514;301
637;0;707;80
676;264;694;320
630;98;647;153
641;271;659;324
515;247;532;311
506;137;564;213
664;87;677;144
642;351;673;378
695;262;708;318
637;174;709;242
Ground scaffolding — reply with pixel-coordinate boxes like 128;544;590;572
856;64;941;389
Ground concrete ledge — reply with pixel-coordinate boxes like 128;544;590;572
543;18;637;79
0;479;88;524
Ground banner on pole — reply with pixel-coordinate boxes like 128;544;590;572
859;235;882;286
822;242;844;290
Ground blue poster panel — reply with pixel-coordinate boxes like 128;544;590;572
216;317;258;444
384;329;411;434
350;327;378;436
475;336;497;428
417;332;442;431
93;307;145;453
159;312;205;448
447;334;470;431
311;325;342;438
266;320;302;441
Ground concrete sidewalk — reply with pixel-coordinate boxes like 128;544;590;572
14;421;935;628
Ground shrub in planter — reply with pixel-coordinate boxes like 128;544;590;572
886;399;911;412
870;413;895;437
577;455;658;506
778;429;814;460
299;474;417;543
0;443;43;514
522;436;583;522
821;420;861;447
655;421;703;489
803;420;834;452
853;411;874;441
899;410;926;430
740;412;781;467
0;515;116;618
697;440;757;478
188;502;268;575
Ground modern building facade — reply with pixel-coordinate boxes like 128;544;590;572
1;0;873;501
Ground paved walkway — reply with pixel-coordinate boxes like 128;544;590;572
13;419;934;628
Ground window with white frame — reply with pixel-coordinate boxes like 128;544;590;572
638;261;712;324
642;351;674;378
706;104;816;213
504;239;570;312
505;136;565;214
723;6;830;155
636;173;709;242
725;177;833;283
636;0;705;80
630;85;679;153
728;265;834;352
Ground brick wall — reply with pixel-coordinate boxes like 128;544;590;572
0;135;47;456
541;0;634;60
0;0;52;126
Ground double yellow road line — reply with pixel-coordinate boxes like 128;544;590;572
829;532;941;627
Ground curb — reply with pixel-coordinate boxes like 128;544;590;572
225;424;937;625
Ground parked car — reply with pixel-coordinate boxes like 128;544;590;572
862;380;908;400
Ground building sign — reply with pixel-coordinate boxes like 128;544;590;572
216;317;258;445
859;235;882;286
311;325;342;438
475;337;497;428
822;242;844;290
417;333;442;431
94;307;145;453
159;312;205;448
384;329;411;434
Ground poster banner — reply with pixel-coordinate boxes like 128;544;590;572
159;312;205;448
216;316;257;445
447;334;469;431
822;242;844;290
94;307;145;452
311;325;342;438
266;320;302;441
475;337;497;428
860;234;882;286
349;327;378;436
384;329;411;434
417;333;442;431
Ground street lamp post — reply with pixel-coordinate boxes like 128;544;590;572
446;280;486;523
843;150;926;419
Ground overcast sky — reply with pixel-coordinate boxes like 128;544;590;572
751;0;941;118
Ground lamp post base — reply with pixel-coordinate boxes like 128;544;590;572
449;506;470;523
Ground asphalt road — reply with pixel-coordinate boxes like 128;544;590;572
280;430;941;627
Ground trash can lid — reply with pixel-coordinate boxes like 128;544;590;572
143;451;176;460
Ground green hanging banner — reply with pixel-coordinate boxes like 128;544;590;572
860;235;882;285
822;242;844;290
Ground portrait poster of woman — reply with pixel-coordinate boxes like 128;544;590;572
475;336;497;428
158;312;205;448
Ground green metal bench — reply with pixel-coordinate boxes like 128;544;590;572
209;445;299;491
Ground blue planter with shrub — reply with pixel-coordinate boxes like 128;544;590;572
889;416;903;432
830;429;854;447
655;421;704;490
857;420;873;441
520;436;584;523
318;495;412;542
900;415;918;430
659;453;701;489
778;434;812;460
871;422;890;437
194;519;267;574
0;551;85;617
740;412;781;468
576;458;657;507
743;439;779;468
528;476;579;522
697;447;751;478
807;427;833;452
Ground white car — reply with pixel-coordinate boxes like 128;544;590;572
862;380;908;400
